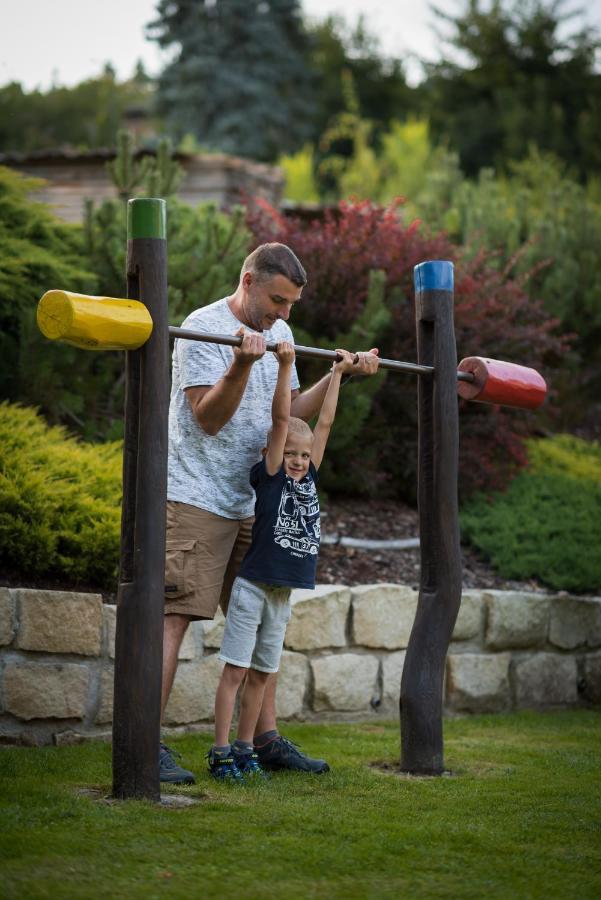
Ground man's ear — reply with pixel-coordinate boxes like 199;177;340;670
261;447;268;457
242;271;253;289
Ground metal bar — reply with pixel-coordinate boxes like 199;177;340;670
168;326;475;383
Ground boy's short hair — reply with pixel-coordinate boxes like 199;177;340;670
266;417;313;446
242;243;307;287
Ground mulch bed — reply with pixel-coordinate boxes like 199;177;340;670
317;497;547;593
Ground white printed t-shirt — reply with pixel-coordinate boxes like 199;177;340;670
167;297;300;519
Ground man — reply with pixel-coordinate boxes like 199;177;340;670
159;243;379;784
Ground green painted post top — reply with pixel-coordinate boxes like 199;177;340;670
127;198;167;239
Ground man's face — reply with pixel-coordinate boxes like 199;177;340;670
283;431;313;481
244;272;303;331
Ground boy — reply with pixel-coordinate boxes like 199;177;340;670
208;341;355;780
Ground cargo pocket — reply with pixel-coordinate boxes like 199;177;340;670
164;540;197;600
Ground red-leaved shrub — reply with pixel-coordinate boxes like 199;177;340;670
247;199;568;500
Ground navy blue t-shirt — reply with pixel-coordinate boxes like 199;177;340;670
238;458;320;590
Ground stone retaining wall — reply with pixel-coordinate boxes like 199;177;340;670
1;584;600;744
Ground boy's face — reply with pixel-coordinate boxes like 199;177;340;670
283;432;312;481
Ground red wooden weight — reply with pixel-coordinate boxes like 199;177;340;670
457;357;547;409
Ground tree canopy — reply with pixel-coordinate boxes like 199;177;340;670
423;0;601;177
147;0;315;161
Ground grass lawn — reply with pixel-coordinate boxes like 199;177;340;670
1;711;600;899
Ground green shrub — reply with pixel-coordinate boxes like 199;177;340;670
460;436;601;592
0;402;121;590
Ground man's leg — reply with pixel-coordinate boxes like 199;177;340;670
159;613;195;785
161;613;190;720
160;501;241;784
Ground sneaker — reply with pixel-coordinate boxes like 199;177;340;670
254;735;330;774
159;743;195;785
206;749;244;783
233;750;270;779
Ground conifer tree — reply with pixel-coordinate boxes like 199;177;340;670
148;0;314;162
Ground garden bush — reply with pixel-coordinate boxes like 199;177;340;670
247;198;567;500
0;166;105;435
0;403;121;590
460;435;601;592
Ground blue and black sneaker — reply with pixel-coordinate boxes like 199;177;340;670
232;750;270;780
254;735;330;774
206;749;244;783
159;743;195;785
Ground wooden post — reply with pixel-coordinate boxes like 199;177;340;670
400;260;462;774
112;199;169;800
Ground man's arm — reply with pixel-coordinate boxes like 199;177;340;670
290;348;380;421
185;328;265;435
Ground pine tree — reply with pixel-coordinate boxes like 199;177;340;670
148;0;314;162
423;0;601;177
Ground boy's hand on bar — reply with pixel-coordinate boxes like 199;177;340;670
333;348;356;374
335;347;380;376
276;341;295;367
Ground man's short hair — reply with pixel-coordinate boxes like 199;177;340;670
242;243;307;287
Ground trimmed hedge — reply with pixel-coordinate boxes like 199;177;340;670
0;402;121;590
461;436;601;593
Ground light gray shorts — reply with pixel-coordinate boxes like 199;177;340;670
218;576;292;674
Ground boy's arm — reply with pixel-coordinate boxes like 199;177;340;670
311;349;355;470
265;342;295;476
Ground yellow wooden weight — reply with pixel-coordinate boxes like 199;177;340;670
37;290;153;351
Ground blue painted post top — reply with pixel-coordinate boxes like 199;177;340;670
414;260;454;293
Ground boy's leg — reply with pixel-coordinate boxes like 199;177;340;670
214;663;247;746
252;587;330;774
237;668;270;743
210;578;264;780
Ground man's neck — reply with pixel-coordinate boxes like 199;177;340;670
227;290;251;328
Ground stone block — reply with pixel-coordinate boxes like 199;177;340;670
285;585;351;651
484;591;549;650
446;653;511;712
276;650;309;719
201;609;226;649
104;605;116;659
105;604;197;660
382;650;406;708
549;596;601;650
3;662;89;720
311;653;379;712
163;654;224;725
351;584;418;649
0;587;15;646
15;589;102;656
582;653;601;704
514;653;578;708
95;667;114;725
452;590;483;641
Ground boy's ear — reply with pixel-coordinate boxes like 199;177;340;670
261;447;268;457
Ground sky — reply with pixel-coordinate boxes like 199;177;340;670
1;0;600;91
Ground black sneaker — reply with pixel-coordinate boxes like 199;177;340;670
159;743;195;785
233;750;270;780
254;735;330;774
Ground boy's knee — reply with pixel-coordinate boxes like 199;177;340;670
248;667;270;685
223;662;247;686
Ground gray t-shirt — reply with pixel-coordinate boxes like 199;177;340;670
167;297;300;519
